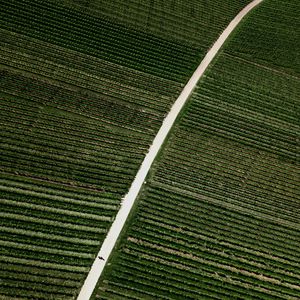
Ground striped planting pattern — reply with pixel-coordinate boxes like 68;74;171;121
96;1;300;299
0;0;253;298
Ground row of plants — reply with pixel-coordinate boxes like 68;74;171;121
116;253;285;300
125;238;299;297
139;200;299;262
144;192;300;253
154;154;298;222
133;217;300;282
225;0;300;76
0;180;119;209
99;200;299;298
1;86;152;195
147;184;300;240
0;0;191;291
155;174;299;227
0;172;112;298
0;30;181;97
157;153;298;209
128;214;300;279
1;97;152;149
199;55;299;125
55;0;251;48
1;41;188;104
103;245;292;300
97;1;300;298
0;0;161;292
0;62;171;117
1;0;201;82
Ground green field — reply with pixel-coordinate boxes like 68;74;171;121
51;0;251;48
0;0;255;299
95;0;300;299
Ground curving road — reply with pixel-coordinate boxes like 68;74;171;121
77;0;264;299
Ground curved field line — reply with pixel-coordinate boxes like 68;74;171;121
77;1;264;299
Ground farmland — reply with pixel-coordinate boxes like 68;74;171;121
0;0;255;299
51;0;251;48
95;0;300;299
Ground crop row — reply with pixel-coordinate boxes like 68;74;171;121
0;177;120;206
147;185;300;241
98;1;300;295
185;100;298;148
1;79;155;193
199;56;299;125
1;155;132;193
1;122;140;166
136;214;300;279
0;49;175;115
140;201;300;264
0;30;183;97
19;0;233;51
1;143;138;192
71;0;250;48
0;201;112;236
153;148;299;222
138;197;300;262
157;151;298;205
0;173;119;202
101;245;297;300
180;117;297;160
168;129;297;180
133;216;300;281
0;0;221;299
2;125;144;166
154;175;299;226
164;131;297;181
164;142;295;187
0;64;170;119
120;244;298;296
224;0;300;76
98;193;300;298
1;96;152;148
144;189;300;249
153;180;299;231
1;0;200;82
0;170;118;297
192;89;299;135
0;154;136;193
159;161;298;207
0;189;116;218
2;120;147;161
119;247;296;299
112;257;274;300
8;0;204;55
1;85;155;139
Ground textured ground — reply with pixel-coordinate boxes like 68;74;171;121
95;1;300;299
0;0;253;299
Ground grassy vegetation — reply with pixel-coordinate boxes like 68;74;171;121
96;0;300;299
226;0;300;76
51;0;251;47
1;0;202;83
0;0;253;299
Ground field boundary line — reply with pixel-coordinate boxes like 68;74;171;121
77;1;264;299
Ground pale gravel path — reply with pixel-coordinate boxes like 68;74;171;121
77;1;263;299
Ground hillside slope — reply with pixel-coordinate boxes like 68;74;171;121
0;0;252;299
95;0;300;299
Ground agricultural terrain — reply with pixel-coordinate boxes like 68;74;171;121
95;0;300;299
0;0;254;299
